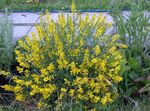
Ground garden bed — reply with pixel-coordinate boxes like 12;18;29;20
0;1;150;111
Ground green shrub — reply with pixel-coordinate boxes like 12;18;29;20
0;13;13;69
1;6;126;110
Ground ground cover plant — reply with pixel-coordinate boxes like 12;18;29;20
0;0;149;11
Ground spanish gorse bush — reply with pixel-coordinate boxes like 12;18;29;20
1;3;126;110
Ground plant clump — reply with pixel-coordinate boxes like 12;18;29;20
1;4;126;110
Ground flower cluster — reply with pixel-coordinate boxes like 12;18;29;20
1;7;126;109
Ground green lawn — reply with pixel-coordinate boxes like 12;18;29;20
0;0;149;12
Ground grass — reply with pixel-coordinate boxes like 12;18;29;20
0;96;150;111
0;0;149;12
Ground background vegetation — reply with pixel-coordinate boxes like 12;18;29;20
0;0;150;11
112;2;150;97
0;12;13;69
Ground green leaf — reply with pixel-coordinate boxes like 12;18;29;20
124;86;137;96
128;57;141;71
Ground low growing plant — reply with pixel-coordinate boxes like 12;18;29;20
1;4;126;110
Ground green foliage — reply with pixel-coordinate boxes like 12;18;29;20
0;97;150;111
0;13;13;69
111;0;150;11
111;3;150;98
0;0;149;11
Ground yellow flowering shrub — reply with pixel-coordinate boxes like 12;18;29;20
1;4;126;110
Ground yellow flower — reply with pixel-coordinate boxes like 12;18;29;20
113;75;123;83
63;60;69;68
40;68;48;75
111;34;120;42
93;96;100;103
64;78;70;85
94;45;101;56
58;13;66;29
108;46;116;53
15;50;21;55
15;79;25;85
79;38;84;47
70;62;80;75
14;85;22;92
0;70;10;76
38;100;44;109
101;96;107;105
95;27;104;38
101;93;112;105
78;87;83;93
91;108;96;111
47;63;55;72
16;94;24;101
81;69;88;75
87;91;94;99
18;39;24;46
61;88;67;93
119;44;127;48
34;76;40;84
16;66;23;73
43;76;49;82
66;34;72;44
71;0;76;12
19;62;29;68
1;85;13;91
74;77;81;85
25;70;29;74
91;58;98;64
69;89;75;97
42;88;54;99
98;75;104;81
30;90;36;96
25;81;32;86
99;60;106;72
77;94;84;99
67;16;75;34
